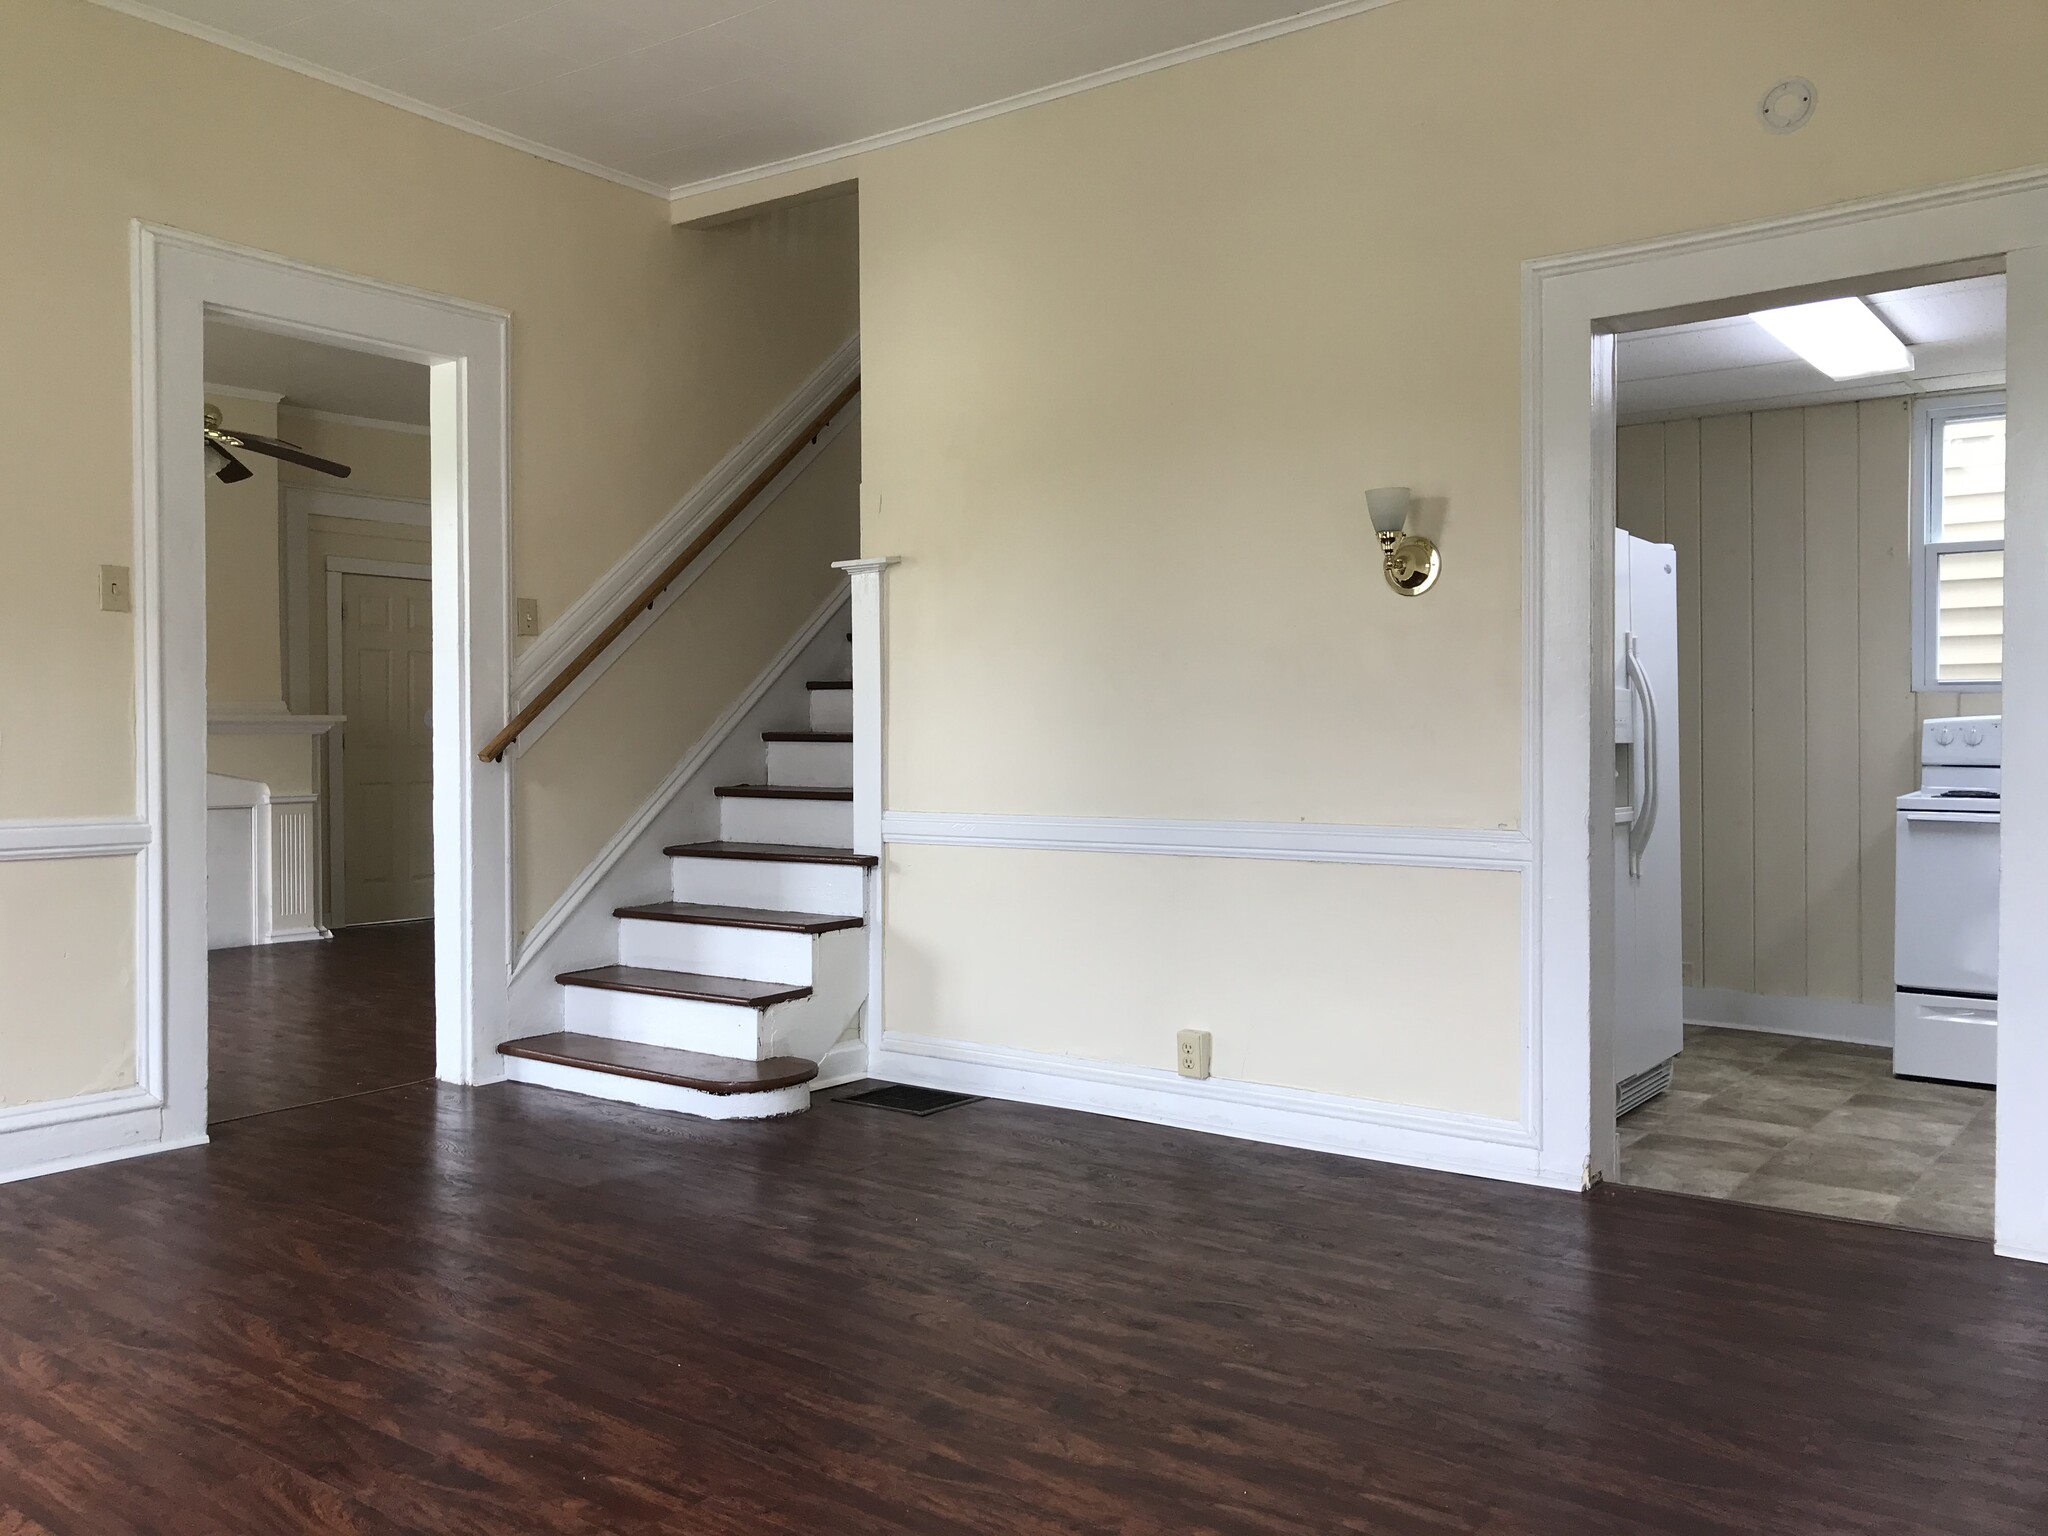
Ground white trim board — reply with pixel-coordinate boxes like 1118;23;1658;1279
1684;988;1894;1048
874;1033;1570;1189
0;1086;204;1188
94;221;515;1190
0;820;152;862
289;487;432;527
1525;163;2048;1259
882;811;1531;869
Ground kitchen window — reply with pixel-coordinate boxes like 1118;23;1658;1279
1912;391;2006;690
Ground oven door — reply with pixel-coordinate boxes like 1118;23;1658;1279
1894;809;2000;997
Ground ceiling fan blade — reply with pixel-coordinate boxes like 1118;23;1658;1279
228;432;353;479
206;439;253;484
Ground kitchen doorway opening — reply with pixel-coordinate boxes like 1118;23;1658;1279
1604;272;2005;1237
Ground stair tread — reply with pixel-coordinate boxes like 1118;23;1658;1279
614;901;863;934
762;730;852;743
715;783;851;801
805;679;852;690
664;841;878;867
500;1032;817;1094
555;965;811;1007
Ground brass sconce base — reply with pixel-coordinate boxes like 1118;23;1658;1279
1379;531;1441;596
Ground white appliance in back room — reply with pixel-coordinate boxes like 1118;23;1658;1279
1894;715;2001;1085
1613;531;1684;1114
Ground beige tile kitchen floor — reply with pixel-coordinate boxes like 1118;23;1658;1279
1617;1024;1995;1238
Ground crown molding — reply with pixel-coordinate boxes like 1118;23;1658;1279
82;0;1408;214
664;0;1407;206
84;0;669;199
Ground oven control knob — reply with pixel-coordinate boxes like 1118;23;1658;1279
1965;727;1983;746
1935;727;1955;746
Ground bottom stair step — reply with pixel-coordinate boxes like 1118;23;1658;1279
499;1032;818;1095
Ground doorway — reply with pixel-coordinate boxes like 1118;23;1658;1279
1523;169;2048;1262
135;226;512;1153
1604;273;2004;1237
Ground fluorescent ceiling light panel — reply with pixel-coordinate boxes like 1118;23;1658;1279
1749;297;1914;380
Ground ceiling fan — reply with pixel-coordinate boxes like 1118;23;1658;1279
203;404;351;484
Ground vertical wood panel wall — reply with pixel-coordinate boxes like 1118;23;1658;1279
1617;400;2001;1006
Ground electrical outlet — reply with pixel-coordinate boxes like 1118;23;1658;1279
515;597;540;637
1176;1028;1212;1080
100;564;132;613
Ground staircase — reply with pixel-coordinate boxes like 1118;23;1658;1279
498;676;874;1119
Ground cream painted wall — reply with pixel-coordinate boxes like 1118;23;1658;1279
514;425;860;936
887;845;1523;1118
278;409;429;502
0;858;135;1108
203;391;283;707
850;0;2048;1114
1;0;858;1110
1619;401;2002;1008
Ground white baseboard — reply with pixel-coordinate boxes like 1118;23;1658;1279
1684;987;1893;1047
0;1086;207;1186
811;1035;869;1089
873;1032;1573;1188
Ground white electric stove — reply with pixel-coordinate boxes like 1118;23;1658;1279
1894;715;2000;1085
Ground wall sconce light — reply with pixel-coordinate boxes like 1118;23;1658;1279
1366;487;1440;596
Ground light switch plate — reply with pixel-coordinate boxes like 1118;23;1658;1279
100;564;132;613
515;597;540;637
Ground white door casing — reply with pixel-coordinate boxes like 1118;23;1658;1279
1526;167;2048;1260
135;223;512;1160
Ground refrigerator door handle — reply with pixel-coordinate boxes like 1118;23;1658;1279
1625;634;1659;879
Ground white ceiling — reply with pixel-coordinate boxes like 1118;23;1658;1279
1617;274;2006;423
100;0;1382;196
206;319;430;425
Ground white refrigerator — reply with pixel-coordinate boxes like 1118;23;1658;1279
1614;531;1684;1114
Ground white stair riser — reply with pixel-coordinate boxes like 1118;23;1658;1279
808;688;853;732
616;916;820;985
766;739;852;787
720;794;852;846
563;985;770;1058
503;1054;809;1120
668;855;866;916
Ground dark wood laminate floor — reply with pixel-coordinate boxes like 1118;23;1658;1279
207;923;435;1124
3;1083;2047;1534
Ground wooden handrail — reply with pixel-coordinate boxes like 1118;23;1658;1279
479;375;861;763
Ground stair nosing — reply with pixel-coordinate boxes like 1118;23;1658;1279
612;901;863;935
805;679;853;690
762;730;853;743
662;841;878;868
714;783;852;801
554;965;812;1008
499;1032;817;1095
